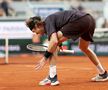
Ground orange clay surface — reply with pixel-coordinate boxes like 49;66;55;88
0;54;108;90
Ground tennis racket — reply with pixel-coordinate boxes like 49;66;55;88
26;44;75;54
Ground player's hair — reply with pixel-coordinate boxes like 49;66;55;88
26;16;41;30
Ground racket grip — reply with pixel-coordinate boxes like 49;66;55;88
60;49;75;54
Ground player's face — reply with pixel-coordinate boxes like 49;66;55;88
32;25;44;35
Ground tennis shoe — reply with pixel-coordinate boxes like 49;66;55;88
39;75;60;86
39;77;51;86
91;71;108;82
50;75;60;86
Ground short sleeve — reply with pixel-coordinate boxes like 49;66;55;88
44;15;57;40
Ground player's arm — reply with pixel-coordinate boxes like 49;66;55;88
47;32;59;53
35;31;67;70
47;31;67;53
35;32;59;70
44;31;68;60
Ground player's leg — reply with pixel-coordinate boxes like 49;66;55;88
49;49;60;86
79;38;108;81
39;48;60;86
39;32;68;86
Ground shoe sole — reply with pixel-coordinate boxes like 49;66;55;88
39;81;60;86
39;83;51;86
91;77;108;82
51;81;60;86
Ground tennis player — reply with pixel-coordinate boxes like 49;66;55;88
25;8;108;86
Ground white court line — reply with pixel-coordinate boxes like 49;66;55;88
24;65;93;71
57;68;93;72
0;65;93;74
58;67;93;70
1;65;92;71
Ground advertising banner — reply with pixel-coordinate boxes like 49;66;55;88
70;41;108;56
0;21;33;54
0;21;32;39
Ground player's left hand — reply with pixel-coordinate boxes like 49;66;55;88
35;57;47;71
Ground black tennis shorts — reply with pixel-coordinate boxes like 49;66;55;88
60;14;95;42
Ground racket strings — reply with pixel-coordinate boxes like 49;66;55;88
27;44;47;51
27;44;74;54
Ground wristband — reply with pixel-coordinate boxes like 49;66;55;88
44;51;53;60
59;43;62;47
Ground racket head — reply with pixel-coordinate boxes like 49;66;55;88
26;44;47;52
26;43;75;54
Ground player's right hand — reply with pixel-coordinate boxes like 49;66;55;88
35;57;47;71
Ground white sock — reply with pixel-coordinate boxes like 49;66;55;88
49;65;56;78
96;63;105;74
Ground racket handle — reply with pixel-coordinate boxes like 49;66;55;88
60;49;75;54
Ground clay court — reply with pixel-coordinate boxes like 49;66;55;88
0;55;108;90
